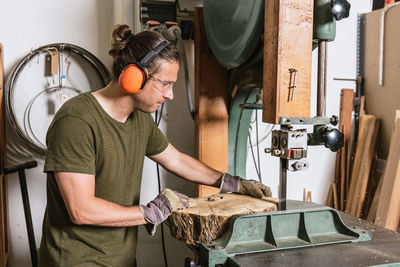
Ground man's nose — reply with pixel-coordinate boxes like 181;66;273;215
163;88;174;100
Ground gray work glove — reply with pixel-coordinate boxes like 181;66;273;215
220;173;272;198
140;189;189;235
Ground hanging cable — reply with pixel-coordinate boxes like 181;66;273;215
5;43;111;155
154;104;168;267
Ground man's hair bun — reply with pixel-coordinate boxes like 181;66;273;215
109;24;133;58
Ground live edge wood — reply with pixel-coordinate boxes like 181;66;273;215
167;194;277;245
263;0;313;123
194;8;229;197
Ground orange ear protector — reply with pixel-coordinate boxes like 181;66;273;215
118;40;170;94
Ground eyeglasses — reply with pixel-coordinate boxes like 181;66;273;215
148;76;175;93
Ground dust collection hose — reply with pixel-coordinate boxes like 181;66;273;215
5;43;111;155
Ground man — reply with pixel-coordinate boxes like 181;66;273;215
38;25;271;267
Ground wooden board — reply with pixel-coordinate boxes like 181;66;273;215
366;174;383;222
167;193;277;245
334;89;354;211
194;8;229;197
339;89;355;145
0;43;9;267
364;7;400;159
346;115;376;216
262;0;313;123
375;111;400;231
355;119;380;217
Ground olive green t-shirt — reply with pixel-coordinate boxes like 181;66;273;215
38;92;169;267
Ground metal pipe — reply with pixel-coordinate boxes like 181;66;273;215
18;169;38;267
317;40;327;117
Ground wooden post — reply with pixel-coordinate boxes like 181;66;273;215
262;0;313;123
194;8;229;197
0;43;10;266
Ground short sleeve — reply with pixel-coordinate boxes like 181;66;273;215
145;119;169;156
44;115;96;174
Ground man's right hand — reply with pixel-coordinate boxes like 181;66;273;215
140;189;189;235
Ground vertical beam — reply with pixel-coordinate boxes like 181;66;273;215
194;8;229;197
263;0;313;123
0;43;10;266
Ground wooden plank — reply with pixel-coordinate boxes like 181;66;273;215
340;133;347;211
194;8;228;197
327;184;333;207
332;183;338;210
375;111;400;231
168;194;277;245
366;174;382;222
339;89;355;145
346;115;375;215
262;0;313;123
306;191;312;202
338;89;354;211
0;43;9;266
364;7;400;159
355;119;380;218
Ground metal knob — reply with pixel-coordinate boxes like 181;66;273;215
331;0;351;21
330;115;339;126
324;128;344;152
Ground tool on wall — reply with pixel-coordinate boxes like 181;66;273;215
5;43;111;155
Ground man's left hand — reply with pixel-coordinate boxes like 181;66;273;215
220;173;272;198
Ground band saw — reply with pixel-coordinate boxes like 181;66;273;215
187;0;400;266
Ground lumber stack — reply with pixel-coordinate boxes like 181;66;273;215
329;91;400;231
167;193;277;245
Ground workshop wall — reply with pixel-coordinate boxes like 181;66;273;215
0;0;372;267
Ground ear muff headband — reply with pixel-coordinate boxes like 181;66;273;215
119;40;170;94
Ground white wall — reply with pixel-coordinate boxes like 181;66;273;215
0;0;372;266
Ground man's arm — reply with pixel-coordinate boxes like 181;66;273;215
149;144;272;198
149;143;223;187
55;172;147;227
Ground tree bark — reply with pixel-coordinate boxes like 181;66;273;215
167;193;277;245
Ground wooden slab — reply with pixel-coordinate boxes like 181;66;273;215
194;7;228;197
262;0;313;123
375;111;400;231
167;193;277;245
